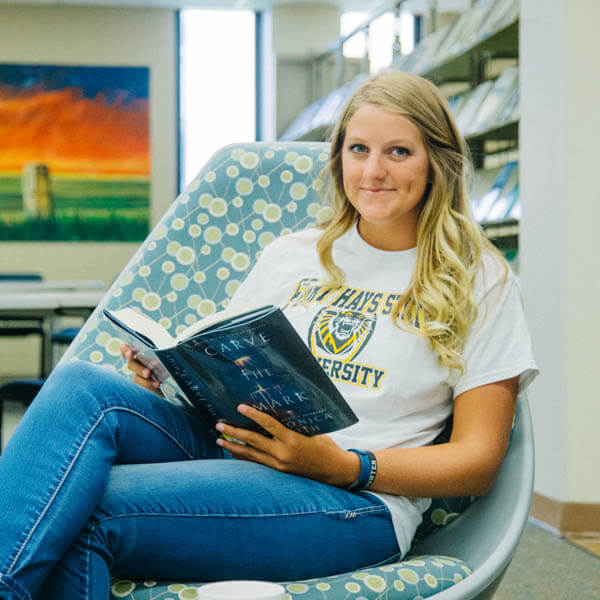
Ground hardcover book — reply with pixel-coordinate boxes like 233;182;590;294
104;305;358;436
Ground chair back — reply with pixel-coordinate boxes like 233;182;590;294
60;142;331;378
57;141;534;599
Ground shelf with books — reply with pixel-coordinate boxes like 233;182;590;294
419;0;520;250
469;160;520;252
481;219;519;257
465;119;518;144
416;18;518;88
402;0;518;82
280;0;520;252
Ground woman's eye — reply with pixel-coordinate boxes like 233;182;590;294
349;143;368;153
391;147;409;157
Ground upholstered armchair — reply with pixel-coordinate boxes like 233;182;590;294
59;142;533;600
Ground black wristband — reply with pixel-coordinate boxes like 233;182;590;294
346;449;377;491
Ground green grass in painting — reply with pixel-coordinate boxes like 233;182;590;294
0;214;148;241
0;174;150;241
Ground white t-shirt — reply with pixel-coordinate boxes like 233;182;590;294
229;224;538;555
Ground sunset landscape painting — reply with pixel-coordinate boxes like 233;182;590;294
0;64;150;241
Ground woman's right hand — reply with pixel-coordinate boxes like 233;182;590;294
120;343;164;396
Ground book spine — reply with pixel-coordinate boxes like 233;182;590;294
155;348;219;427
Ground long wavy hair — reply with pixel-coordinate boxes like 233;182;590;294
316;70;505;373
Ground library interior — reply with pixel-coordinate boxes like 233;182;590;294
0;1;598;599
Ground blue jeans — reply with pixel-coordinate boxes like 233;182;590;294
0;361;400;600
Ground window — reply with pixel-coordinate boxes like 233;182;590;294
341;11;415;73
180;10;256;188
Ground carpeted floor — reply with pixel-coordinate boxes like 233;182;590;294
494;521;600;599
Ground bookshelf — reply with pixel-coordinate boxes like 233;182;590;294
280;0;520;260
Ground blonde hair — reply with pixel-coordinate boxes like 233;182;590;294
316;70;505;373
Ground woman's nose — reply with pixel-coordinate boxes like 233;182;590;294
363;153;387;179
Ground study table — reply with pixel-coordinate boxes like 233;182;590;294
0;281;105;377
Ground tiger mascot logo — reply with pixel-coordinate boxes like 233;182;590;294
308;308;376;361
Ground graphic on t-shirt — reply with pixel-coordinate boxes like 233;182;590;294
283;278;424;392
284;277;424;330
308;307;376;361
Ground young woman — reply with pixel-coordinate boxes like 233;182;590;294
0;71;537;600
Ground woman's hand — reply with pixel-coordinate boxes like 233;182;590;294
120;343;164;396
215;404;360;488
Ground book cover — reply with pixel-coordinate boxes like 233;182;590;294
454;80;494;135
472;162;517;222
507;189;521;220
466;67;519;135
494;83;519;126
469;166;502;216
412;23;454;74
440;0;497;58
104;305;359;436
481;0;518;39
486;169;519;222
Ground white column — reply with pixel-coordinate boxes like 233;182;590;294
520;0;600;508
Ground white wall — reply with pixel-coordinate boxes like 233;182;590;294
272;3;340;58
271;3;340;137
0;3;178;376
564;0;600;502
520;0;600;503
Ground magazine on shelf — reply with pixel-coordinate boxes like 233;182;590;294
432;12;466;59
104;304;358;436
470;166;502;212
466;67;519;135
486;178;519;221
455;80;494;134
472;162;518;222
486;167;519;222
483;0;519;37
507;189;521;220
412;23;454;74
439;0;497;57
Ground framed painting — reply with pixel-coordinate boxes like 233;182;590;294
0;63;150;241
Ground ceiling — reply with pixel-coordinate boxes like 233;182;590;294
3;0;472;13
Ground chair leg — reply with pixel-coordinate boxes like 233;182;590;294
40;330;48;378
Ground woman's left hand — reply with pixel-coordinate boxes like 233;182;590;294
215;404;359;487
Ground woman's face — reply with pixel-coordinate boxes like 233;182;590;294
341;103;430;251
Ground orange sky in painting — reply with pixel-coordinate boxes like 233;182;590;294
0;86;149;176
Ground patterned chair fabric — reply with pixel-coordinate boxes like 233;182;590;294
60;142;473;600
109;556;472;600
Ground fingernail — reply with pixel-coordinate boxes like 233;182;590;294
216;438;224;446
143;369;150;378
126;350;132;359
238;404;248;414
215;422;224;432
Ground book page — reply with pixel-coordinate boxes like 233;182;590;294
110;308;176;349
174;302;269;343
